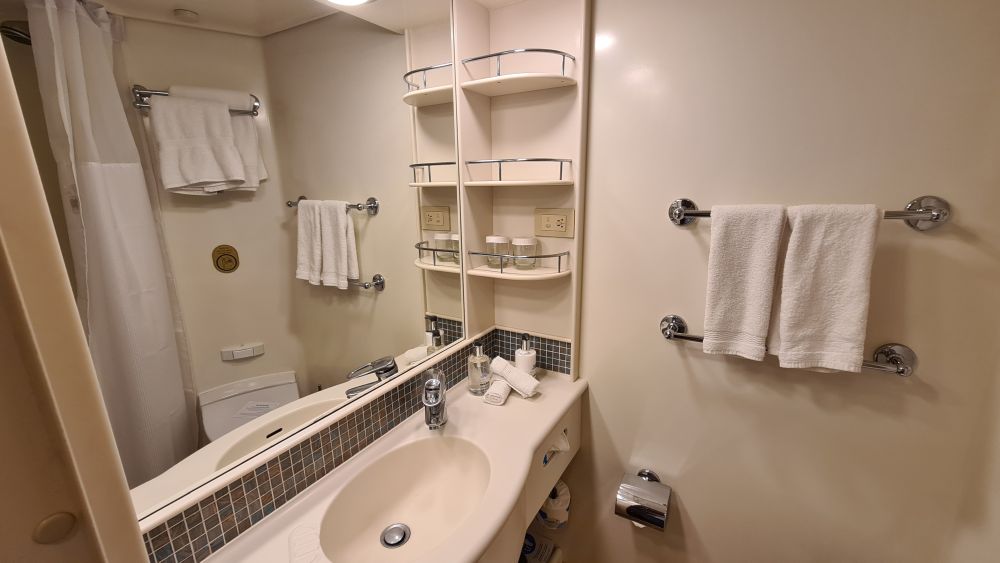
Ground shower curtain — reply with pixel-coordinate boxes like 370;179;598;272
25;0;195;486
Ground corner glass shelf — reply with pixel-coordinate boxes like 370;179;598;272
415;241;461;274
403;62;454;107
464;158;572;187
460;49;577;97
466;250;571;281
409;161;457;188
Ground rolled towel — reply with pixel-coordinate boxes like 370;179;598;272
401;346;429;367
483;379;512;406
491;356;539;398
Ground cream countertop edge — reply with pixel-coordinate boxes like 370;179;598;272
210;371;588;563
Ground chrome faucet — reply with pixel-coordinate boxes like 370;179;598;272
345;356;398;398
422;375;447;430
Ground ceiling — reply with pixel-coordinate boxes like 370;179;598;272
97;0;452;37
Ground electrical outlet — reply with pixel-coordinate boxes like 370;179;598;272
535;208;575;238
421;206;451;231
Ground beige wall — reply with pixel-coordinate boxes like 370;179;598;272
566;0;1000;562
116;18;310;394
263;13;426;387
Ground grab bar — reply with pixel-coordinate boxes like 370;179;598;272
668;195;951;232
659;314;916;377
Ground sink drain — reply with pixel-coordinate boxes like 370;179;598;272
380;523;411;549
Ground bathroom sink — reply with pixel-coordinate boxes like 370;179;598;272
319;437;490;561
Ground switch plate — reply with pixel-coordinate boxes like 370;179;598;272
535;208;575;238
421;206;451;231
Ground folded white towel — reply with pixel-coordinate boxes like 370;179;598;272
319;201;359;290
169;86;268;191
149;95;245;193
770;204;881;372
295;201;323;285
483;379;512;406
491;356;539;398
703;205;786;361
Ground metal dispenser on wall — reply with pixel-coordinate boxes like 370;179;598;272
615;469;671;531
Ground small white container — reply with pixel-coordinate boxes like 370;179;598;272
512;237;538;270
485;235;511;269
433;233;457;263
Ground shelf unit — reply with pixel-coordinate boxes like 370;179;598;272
461;49;577;97
454;0;588;377
402;62;454;107
466;249;571;281
415;258;461;274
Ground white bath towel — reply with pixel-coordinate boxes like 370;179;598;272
149;95;245;193
769;204;881;372
483;379;512;406
702;205;786;361
320;201;359;290
295;200;323;285
491;356;539;398
169;86;269;191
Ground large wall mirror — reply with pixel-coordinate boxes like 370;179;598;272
0;0;459;521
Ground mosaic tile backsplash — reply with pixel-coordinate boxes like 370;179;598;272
142;328;570;562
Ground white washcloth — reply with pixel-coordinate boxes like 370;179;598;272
169;86;268;191
769;204;881;372
149;95;245;193
702;205;786;361
320;201;359;290
295;200;323;285
491;356;539;398
483;379;512;406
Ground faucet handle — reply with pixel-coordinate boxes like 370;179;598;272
422;378;444;407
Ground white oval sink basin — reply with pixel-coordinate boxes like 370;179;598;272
319;437;490;561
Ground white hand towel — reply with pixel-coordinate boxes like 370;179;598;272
319;201;359;290
483;379;512;406
703;205;786;361
295;201;323;285
770;204;881;372
491;356;539;398
169;86;269;191
149;95;245;193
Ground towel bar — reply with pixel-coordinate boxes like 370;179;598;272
286;196;380;216
668;195;950;232
349;274;386;291
659;314;916;377
131;84;261;116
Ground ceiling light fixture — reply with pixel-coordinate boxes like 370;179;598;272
324;0;374;6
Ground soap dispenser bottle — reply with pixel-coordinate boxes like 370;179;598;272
515;333;537;375
467;340;491;396
427;329;443;354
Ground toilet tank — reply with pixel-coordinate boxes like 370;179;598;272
198;371;300;441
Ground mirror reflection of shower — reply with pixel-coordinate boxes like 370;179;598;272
0;23;32;46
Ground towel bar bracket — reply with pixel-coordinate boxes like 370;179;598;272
659;314;916;377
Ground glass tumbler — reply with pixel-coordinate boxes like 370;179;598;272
512;237;538;270
485;235;511;269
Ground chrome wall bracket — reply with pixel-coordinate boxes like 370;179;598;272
349;274;385;291
660;314;917;377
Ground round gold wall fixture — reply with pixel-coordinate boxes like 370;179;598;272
212;244;240;273
32;511;77;544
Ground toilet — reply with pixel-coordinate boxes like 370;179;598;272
198;371;300;441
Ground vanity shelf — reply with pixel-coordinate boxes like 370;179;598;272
461;49;576;97
414;258;460;274
465;158;572;186
467;250;570;281
403;63;454;107
410;161;457;187
415;241;461;273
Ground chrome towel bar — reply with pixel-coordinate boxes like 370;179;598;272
286;196;380;216
668;195;951;232
131;84;261;116
659;314;917;377
349;274;386;291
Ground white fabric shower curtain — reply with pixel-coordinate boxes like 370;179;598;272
25;0;195;486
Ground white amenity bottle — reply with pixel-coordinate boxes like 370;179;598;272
514;332;537;375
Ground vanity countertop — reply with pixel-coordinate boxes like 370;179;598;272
210;371;588;563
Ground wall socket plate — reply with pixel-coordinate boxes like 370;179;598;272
535;208;575;238
421;206;451;231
